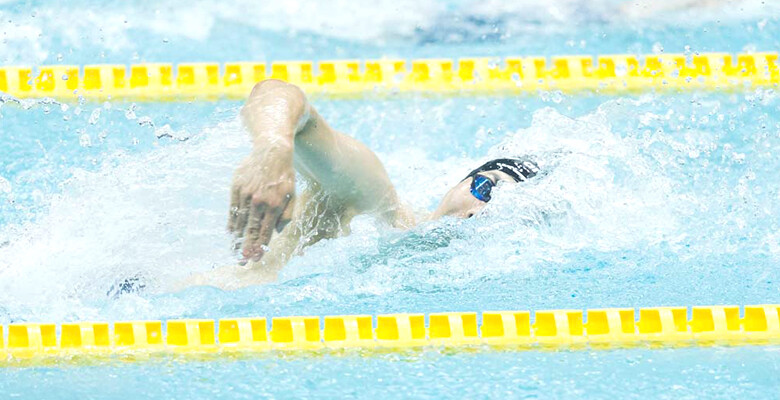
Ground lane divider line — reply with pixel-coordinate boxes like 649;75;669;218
0;52;778;101
2;305;779;363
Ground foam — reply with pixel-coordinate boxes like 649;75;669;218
0;116;246;321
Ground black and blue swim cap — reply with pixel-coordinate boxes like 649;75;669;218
463;158;539;183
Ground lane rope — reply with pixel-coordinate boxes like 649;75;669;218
2;305;779;363
0;52;778;101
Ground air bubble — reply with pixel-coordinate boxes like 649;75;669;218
137;116;154;128
88;108;101;125
125;104;137;120
79;133;92;147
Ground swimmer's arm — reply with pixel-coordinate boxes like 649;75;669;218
228;81;300;261
230;80;412;261
291;102;412;225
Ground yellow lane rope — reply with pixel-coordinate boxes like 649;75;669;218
1;305;779;363
0;52;778;101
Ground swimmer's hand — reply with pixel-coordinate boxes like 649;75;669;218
228;148;295;263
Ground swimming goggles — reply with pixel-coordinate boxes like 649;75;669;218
470;175;495;202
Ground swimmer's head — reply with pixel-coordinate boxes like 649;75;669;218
431;158;538;219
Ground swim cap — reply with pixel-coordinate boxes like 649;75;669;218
462;158;539;183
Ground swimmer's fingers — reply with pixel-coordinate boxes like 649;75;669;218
275;194;294;233
242;203;266;262
242;201;277;262
233;195;251;239
228;186;241;233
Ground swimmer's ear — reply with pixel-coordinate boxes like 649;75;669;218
276;193;295;233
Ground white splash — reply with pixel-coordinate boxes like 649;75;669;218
0;116;247;321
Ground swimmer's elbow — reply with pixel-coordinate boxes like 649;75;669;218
243;80;312;135
248;79;304;98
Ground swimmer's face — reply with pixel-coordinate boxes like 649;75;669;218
431;170;516;219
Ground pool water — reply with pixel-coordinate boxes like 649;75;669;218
1;0;780;398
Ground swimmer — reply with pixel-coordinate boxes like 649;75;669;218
185;80;537;290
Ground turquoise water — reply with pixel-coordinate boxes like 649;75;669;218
2;0;780;398
3;347;780;398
